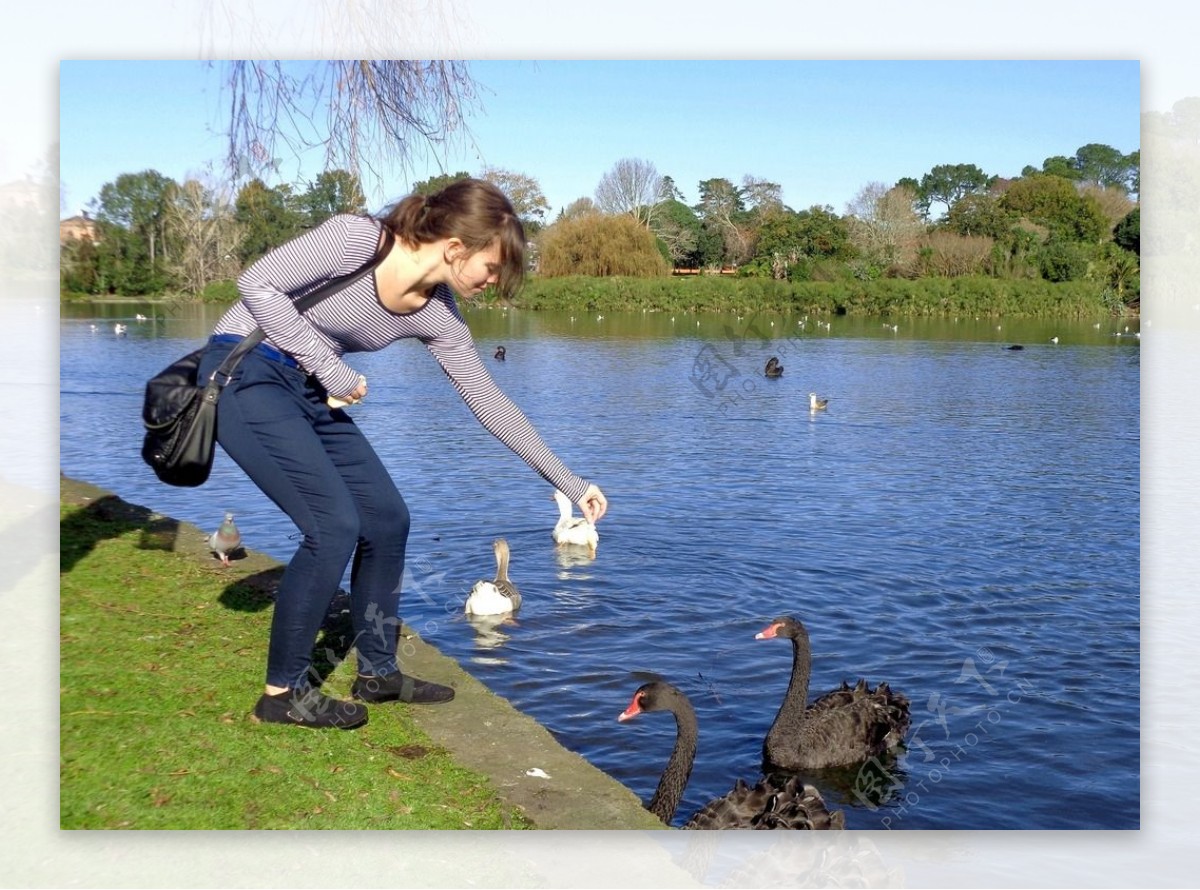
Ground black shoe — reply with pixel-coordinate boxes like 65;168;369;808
252;686;368;729
351;671;456;704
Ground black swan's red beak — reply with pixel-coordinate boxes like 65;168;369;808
618;695;644;722
755;622;782;640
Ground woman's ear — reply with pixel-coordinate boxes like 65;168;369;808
443;237;466;264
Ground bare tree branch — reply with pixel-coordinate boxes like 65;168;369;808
845;181;925;271
595;158;661;227
163;176;243;294
225;60;482;195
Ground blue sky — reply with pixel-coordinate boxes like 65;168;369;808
58;59;1141;219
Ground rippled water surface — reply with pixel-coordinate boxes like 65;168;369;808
60;304;1140;829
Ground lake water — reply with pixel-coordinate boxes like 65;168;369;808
60;302;1140;830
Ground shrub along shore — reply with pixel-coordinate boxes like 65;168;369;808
62;273;1134;319
512;274;1130;317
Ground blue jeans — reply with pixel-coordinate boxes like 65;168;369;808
200;341;409;689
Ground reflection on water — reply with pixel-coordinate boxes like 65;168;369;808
554;544;600;570
465;612;517;654
59;305;1140;830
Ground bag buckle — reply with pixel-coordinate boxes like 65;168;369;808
209;368;235;388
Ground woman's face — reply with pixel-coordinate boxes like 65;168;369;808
446;239;502;298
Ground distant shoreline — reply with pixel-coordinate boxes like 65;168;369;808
63;275;1139;319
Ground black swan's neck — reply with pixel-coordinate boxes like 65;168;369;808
648;701;698;824
774;633;813;730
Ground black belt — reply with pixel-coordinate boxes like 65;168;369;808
210;334;300;369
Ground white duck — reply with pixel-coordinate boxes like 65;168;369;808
465;538;522;616
552;489;598;556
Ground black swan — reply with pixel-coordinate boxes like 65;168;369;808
618;680;845;830
764;356;784;378
756;616;910;772
494;345;506;360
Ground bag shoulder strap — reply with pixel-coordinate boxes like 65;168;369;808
294;227;395;313
209;228;396;386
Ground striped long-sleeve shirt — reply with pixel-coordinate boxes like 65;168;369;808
212;213;590;503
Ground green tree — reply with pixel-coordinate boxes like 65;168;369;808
481;166;551;234
649;198;702;269
1030;155;1081;181
234;179;305;264
410;171;472;196
92;169;176;294
740;176;784;218
793;205;853;259
1037;239;1089;282
1113;206;1140;256
1073;143;1136;192
1098;241;1139;304
742;211;804;279
60;236;100;293
694;224;727;272
1000;175;1110;243
538;213;670;277
95;169;174;263
939;192;1016;239
299;169;367;225
917;163;994;218
658;175;687;204
695;177;744;221
694;178;749;267
1026;145;1139;196
743;205;853;280
1126;149;1140;197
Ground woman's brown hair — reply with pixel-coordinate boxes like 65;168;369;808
379;178;526;301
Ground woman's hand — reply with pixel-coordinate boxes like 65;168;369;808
578;484;607;524
327;375;368;408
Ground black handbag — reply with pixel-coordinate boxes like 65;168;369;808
141;230;395;487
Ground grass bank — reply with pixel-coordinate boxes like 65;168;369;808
64;273;1134;318
513;274;1127;318
60;490;532;830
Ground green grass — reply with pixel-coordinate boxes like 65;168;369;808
60;498;532;830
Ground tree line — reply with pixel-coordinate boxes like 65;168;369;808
60;142;1139;310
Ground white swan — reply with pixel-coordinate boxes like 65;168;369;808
809;392;829;411
552;490;598;556
464;538;522;616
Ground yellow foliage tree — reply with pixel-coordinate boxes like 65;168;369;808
538;214;669;277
